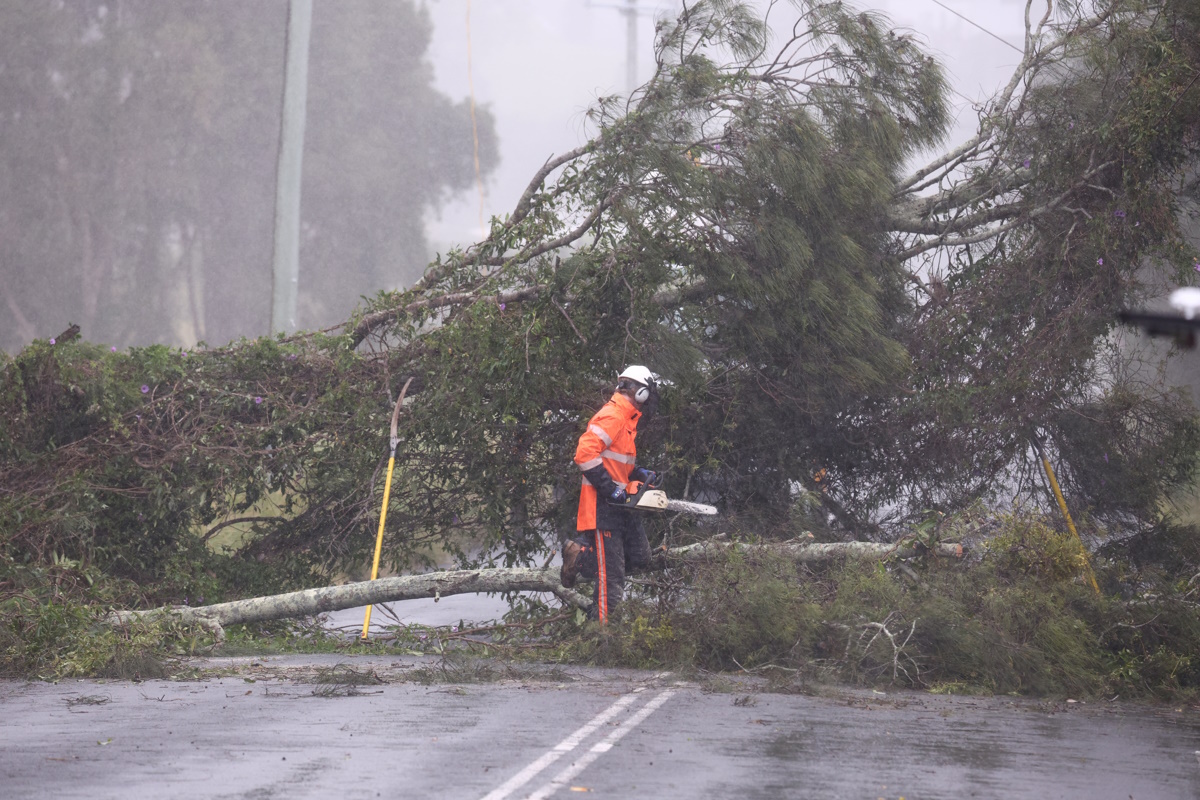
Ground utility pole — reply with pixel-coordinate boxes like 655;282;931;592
588;0;655;95
270;0;312;336
623;0;637;94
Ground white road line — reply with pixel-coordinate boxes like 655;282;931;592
524;689;676;800
479;688;646;800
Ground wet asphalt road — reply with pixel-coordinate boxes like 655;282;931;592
2;655;1199;800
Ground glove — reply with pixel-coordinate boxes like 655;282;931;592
631;467;662;488
583;464;626;504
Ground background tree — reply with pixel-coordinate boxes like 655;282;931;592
0;1;497;351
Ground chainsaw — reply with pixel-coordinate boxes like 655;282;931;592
614;480;718;515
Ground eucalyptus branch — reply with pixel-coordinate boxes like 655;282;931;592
407;146;594;295
505;145;592;233
889;198;1029;236
476;198;609;271
897;1;1113;198
349;200;608;346
891;159;1117;260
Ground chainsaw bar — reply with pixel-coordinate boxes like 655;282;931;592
664;498;719;516
621;485;718;516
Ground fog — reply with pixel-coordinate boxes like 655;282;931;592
0;0;1033;353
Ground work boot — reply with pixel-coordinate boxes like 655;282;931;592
560;540;583;588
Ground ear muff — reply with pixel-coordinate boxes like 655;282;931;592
634;384;650;404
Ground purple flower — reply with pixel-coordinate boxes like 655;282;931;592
1114;210;1126;219
288;354;298;360
1068;122;1074;130
1104;453;1109;463
140;385;150;394
1097;258;1104;266
182;351;188;358
499;303;506;311
1195;263;1200;274
110;346;117;352
1023;158;1031;169
254;396;263;405
49;338;56;345
419;633;427;640
451;626;459;633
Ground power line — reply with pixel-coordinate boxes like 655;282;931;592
928;0;1023;54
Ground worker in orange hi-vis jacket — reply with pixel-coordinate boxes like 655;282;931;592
561;365;663;623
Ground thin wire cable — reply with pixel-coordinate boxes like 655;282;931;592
928;0;1022;53
466;0;485;237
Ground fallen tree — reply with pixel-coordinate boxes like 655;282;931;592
107;567;588;644
6;1;1200;684
106;536;965;642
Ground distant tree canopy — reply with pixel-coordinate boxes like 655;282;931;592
2;0;1199;610
0;1;497;351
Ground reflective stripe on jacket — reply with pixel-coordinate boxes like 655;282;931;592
575;392;641;531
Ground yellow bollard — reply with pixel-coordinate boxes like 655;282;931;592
361;454;397;638
361;378;412;640
1033;437;1100;595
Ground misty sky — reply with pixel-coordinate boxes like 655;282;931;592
422;0;1033;252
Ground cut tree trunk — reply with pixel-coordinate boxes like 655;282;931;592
106;537;964;641
106;566;585;643
668;537;964;563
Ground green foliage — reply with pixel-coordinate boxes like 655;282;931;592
0;333;385;679
217;620;374;658
628;548;827;671
983;515;1093;583
554;513;1200;699
1053;385;1200;521
528;548;823;674
0;591;210;680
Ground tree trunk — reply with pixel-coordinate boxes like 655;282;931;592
106;538;964;640
667;538;964;563
107;566;587;643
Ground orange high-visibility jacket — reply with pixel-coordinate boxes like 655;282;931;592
575;392;641;531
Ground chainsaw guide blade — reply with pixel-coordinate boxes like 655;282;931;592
622;485;718;515
664;498;718;515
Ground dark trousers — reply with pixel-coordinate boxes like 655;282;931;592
572;524;651;622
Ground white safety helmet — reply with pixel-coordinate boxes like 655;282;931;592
617;365;659;404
